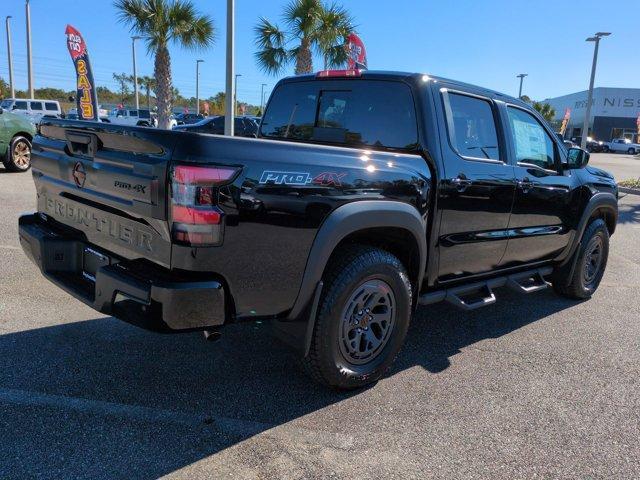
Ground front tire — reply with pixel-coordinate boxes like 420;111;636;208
303;245;413;389
602;146;610;153
3;135;32;172
553;218;609;299
628;148;636;155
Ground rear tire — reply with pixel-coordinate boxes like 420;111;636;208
3;135;32;172
553;218;609;299
303;245;412;389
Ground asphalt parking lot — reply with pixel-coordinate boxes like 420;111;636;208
0;155;639;479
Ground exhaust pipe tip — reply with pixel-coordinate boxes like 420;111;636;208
203;329;222;342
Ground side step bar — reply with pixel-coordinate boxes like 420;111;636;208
418;267;553;311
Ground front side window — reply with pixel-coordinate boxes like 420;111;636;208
260;80;418;151
29;101;43;111
446;93;500;160
507;107;556;170
14;101;28;110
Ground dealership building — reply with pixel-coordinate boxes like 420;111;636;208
544;87;640;142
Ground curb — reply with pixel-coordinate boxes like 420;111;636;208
618;186;640;196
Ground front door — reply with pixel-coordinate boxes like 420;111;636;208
435;87;516;282
499;105;573;266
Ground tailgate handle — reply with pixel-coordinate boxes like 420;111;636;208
65;131;99;158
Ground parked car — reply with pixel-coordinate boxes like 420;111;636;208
569;136;606;153
585;139;605;153
603;138;640;155
174;112;205;125
172;115;258;137
0;98;62;120
20;70;618;389
108;108;156;127
0;107;37;171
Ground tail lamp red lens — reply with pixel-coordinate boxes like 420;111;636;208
170;164;239;246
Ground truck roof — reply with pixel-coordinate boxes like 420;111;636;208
279;70;528;107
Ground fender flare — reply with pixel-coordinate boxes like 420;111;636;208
287;200;427;322
557;192;618;268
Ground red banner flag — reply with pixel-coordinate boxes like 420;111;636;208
346;33;367;70
65;25;99;120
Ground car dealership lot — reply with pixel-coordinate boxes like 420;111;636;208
0;159;639;479
589;152;640;182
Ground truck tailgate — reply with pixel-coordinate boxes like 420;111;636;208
32;119;175;268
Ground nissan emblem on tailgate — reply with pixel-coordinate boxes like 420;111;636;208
72;161;86;188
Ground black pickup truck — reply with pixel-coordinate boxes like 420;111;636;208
19;70;618;389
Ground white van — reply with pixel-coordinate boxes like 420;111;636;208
0;98;62;119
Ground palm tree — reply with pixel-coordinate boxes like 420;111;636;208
114;0;214;129
533;101;556;123
254;0;354;76
138;75;156;109
112;72;132;103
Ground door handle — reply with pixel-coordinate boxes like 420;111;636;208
451;176;472;192
517;178;534;193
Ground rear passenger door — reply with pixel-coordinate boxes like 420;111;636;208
435;87;516;282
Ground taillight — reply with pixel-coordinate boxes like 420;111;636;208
170;164;239;246
316;69;362;78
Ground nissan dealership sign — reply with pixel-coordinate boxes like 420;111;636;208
544;87;640;122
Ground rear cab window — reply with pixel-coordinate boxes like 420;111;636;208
260;79;418;151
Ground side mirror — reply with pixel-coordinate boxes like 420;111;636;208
567;147;590;169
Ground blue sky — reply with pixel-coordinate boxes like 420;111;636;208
0;0;638;106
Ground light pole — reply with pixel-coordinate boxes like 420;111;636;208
132;36;143;111
25;0;34;98
224;0;235;136
196;59;204;114
260;83;267;113
581;32;611;149
234;74;242;115
5;16;14;98
516;73;527;99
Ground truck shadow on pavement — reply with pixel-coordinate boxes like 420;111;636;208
0;289;579;479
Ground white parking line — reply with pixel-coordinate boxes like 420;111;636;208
0;387;354;449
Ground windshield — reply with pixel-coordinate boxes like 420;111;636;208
0;100;12;108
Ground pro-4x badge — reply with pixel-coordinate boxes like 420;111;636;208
259;170;347;187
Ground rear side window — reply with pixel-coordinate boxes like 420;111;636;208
260;80;418;150
29;101;43;111
445;93;500;160
45;102;58;111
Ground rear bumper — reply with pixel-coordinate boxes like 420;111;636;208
18;213;226;332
